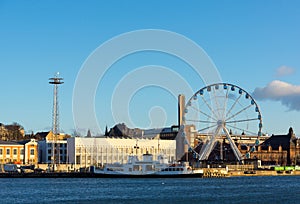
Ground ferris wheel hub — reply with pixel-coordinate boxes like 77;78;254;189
217;120;225;126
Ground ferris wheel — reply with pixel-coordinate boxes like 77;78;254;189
182;83;263;162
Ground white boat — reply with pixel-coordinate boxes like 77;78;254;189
92;153;203;178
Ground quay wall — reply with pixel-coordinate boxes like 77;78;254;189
202;168;228;178
229;170;300;177
199;167;300;178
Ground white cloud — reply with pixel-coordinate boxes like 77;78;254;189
252;80;300;111
275;66;295;77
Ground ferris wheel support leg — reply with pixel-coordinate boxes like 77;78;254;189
199;126;222;160
223;126;243;161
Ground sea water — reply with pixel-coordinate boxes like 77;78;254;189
0;176;299;203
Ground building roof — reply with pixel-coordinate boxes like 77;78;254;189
261;135;291;150
0;140;22;145
260;127;295;150
35;131;50;139
17;139;36;145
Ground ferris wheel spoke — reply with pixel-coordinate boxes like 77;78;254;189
226;124;257;135
225;94;242;118
200;95;219;119
185;119;216;123
212;87;222;118
189;106;218;121
198;124;218;132
222;88;230;119
226;104;252;121
226;118;259;124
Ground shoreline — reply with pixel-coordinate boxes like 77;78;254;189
0;172;204;178
228;170;300;177
1;170;300;178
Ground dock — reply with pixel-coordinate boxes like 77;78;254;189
202;168;228;178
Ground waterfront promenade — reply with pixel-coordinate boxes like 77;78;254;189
229;169;300;177
1;168;300;178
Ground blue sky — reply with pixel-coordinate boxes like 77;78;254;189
0;1;299;135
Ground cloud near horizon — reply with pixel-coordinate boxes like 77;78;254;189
252;80;300;111
275;65;295;77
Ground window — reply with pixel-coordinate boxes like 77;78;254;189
13;149;17;155
0;149;3;155
48;156;51;161
48;149;51;154
30;149;35;155
76;156;80;164
6;149;10;155
20;149;24;155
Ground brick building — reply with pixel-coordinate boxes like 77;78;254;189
250;127;300;166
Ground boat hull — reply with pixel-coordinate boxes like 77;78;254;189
0;172;203;178
93;172;203;178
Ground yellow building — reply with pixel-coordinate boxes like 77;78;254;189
0;141;23;164
21;139;39;164
0;139;38;165
35;130;70;141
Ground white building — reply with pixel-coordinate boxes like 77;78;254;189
67;137;176;168
37;131;69;164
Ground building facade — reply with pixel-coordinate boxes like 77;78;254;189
0;139;38;164
37;131;68;164
67;137;176;168
22;139;38;164
0;141;23;164
244;127;300;166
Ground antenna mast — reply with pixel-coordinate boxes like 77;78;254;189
49;72;64;171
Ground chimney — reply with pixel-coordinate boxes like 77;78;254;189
178;94;185;127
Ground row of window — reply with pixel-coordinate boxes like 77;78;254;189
47;143;67;148
0;158;26;163
47;155;67;162
75;155;176;165
75;147;174;155
47;149;67;154
0;148;35;156
255;154;287;159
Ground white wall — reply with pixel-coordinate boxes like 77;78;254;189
67;137;176;168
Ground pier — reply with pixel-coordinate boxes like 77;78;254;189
201;168;228;178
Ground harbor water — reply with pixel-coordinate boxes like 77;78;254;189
1;176;300;203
